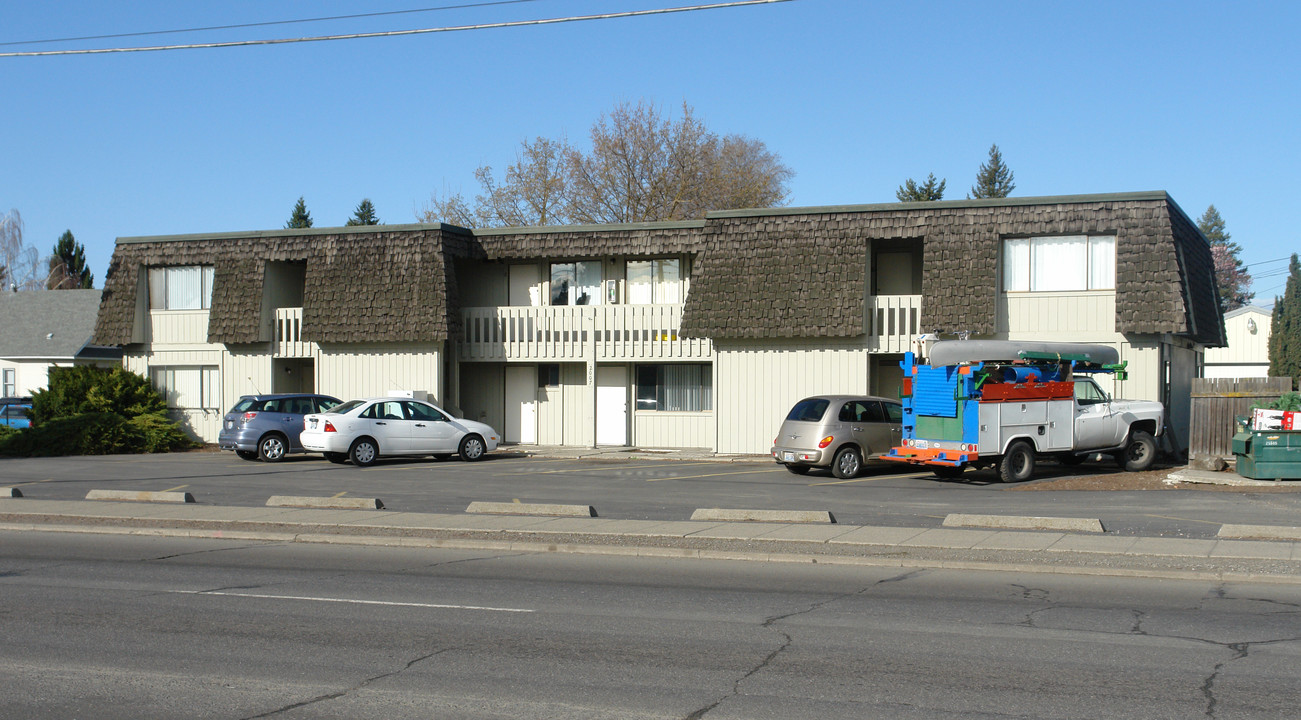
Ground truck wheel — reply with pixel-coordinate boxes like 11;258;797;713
831;446;862;479
1119;430;1157;472
998;441;1036;483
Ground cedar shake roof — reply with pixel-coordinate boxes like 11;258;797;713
95;224;468;346
94;192;1225;349
683;192;1225;346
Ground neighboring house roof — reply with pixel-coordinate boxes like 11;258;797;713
93;191;1227;349
1224;305;1272;320
0;289;121;360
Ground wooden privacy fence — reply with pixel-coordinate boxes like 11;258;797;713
1189;377;1292;459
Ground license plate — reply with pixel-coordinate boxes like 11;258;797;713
308;419;317;429
783;452;795;462
914;440;929;449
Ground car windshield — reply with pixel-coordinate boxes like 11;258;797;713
328;399;365;415
786;398;830;422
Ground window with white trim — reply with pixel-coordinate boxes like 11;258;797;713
149;266;215;310
636;364;712;412
2;368;14;397
626;258;682;304
1003;235;1115;292
151;366;221;410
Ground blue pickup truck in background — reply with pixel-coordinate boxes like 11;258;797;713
0;397;32;429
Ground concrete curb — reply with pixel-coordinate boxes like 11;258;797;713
690;508;836;524
943;513;1105;533
1219;524;1301;541
85;489;195;504
266;496;385;510
466;501;597;518
1165;469;1293;487
0;487;22;498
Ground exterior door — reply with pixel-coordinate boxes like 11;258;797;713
504;365;537;444
509;264;541;307
596;366;628;446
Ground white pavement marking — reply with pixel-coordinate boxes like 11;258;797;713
170;590;534;613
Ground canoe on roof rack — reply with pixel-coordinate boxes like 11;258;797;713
926;340;1120;368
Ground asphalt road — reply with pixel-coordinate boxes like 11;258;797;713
4;531;1300;719
2;451;1299;538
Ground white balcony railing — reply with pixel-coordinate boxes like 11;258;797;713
459;304;711;362
274;307;312;358
866;295;923;352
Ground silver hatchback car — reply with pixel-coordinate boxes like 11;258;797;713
772;395;903;478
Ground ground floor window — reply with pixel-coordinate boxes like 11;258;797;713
151;366;221;410
636;363;711;412
2;368;14;397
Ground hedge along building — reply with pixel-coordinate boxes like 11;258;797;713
93;191;1224;455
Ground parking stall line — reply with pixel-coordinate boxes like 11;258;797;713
160;485;190;493
645;467;788;482
1144;513;1224;526
810;472;931;486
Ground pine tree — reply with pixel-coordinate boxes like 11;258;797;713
896;173;946;202
1268;253;1301;389
47;230;94;289
285;197;313;229
969;143;1015;199
345;199;380;226
1197;205;1253;310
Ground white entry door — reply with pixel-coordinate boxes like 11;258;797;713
596;366;628;446
504;365;537;444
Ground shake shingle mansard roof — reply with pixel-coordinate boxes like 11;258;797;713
94;192;1225;348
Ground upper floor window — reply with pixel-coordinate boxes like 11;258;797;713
627;258;682;304
550;261;601;306
1003;235;1115;292
149;266;215;310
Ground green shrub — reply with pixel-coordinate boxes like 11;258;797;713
128;411;197;453
0;412;143;457
29;366;167;427
1251;392;1301;413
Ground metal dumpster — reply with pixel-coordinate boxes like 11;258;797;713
1234;429;1301;480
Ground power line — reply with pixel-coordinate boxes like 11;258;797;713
1244;256;1292;269
0;0;792;58
0;0;544;47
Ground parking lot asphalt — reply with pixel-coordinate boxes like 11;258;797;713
2;447;1299;583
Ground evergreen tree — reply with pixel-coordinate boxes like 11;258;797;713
47;230;94;289
896;173;946;202
969;143;1015;199
345;198;380;226
1268;253;1301;389
1197;205;1253;310
285;197;313;229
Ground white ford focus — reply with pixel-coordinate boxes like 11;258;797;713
301;397;500;467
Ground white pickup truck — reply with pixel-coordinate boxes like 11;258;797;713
884;340;1165;483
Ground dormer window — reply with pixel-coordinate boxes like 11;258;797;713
550;261;602;306
627;258;682;304
149;266;215;310
1003;236;1114;292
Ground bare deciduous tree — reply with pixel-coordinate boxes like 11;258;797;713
419;101;793;228
1;209;43;291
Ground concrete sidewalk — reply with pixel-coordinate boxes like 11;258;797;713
2;498;1299;584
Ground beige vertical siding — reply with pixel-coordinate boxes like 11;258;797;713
714;339;870;455
998;292;1117;337
1204;310;1271;376
560;363;593;446
459;363;505;431
633;411;715;449
148;310;211;345
316;343;444;404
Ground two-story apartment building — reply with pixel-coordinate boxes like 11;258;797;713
93;191;1224;455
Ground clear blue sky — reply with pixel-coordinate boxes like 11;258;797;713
4;0;1298;301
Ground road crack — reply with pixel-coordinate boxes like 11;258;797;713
239;646;457;719
683;569;926;719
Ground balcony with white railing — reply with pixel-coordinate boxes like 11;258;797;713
274;307;314;358
866;295;923;353
459;304;712;362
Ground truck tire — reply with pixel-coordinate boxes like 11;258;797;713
998;441;1036;483
1119;430;1157;472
